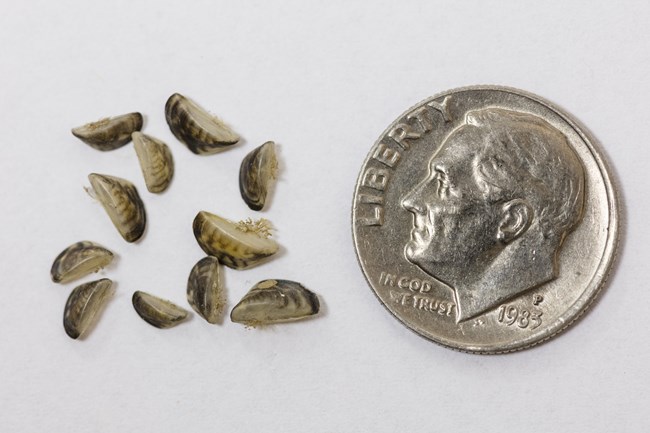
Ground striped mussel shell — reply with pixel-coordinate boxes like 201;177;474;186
132;291;190;329
165;93;239;155
230;279;320;326
132;132;174;193
192;211;278;270
187;256;225;324
239;141;278;211
51;241;114;284
87;173;147;243
72;112;142;151
63;278;114;339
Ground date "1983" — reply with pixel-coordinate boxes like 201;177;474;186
497;304;543;330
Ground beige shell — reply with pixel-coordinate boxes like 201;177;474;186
192;211;279;270
239;141;278;211
63;278;114;339
187;256;225;324
51;241;114;284
132;132;174;193
87;173;147;243
165;93;239;155
132;291;190;329
72;112;142;151
230;279;320;326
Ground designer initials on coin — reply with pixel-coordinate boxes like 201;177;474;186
352;86;619;353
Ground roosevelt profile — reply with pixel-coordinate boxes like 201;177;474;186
401;107;585;322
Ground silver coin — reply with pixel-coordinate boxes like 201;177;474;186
352;86;619;354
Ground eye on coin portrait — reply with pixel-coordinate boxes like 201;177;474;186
352;86;618;353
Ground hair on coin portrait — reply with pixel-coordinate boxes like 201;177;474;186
401;107;585;322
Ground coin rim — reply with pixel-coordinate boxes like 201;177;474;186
351;84;620;354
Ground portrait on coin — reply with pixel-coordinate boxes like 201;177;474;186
401;107;585;322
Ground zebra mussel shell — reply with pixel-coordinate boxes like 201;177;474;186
187;256;225;324
239;141;278;211
87;173;147;243
192;211;279;270
51;241;114;284
132;132;174;193
231;279;320;326
72;112;143;151
165;93;239;155
64;278;114;339
132;291;190;329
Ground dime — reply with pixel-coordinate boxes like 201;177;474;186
352;86;619;353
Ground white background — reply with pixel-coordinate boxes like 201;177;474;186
0;1;647;432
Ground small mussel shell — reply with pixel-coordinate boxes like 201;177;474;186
132;291;190;329
187;256;224;324
132;132;174;193
231;279;320;326
165;93;239;155
72;112;143;151
88;173;147;243
64;278;113;339
192;211;279;270
51;241;114;284
239;141;278;211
